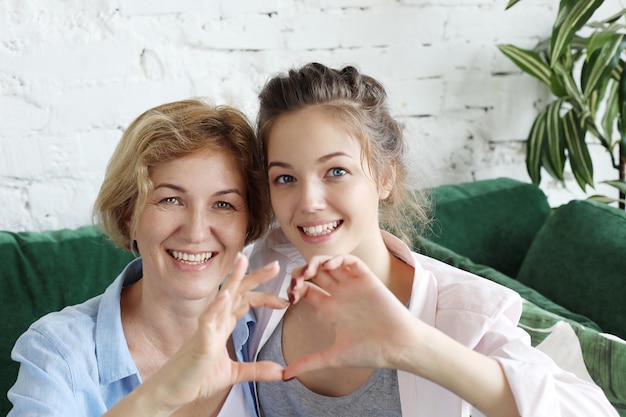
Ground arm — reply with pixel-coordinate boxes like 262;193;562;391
285;254;617;417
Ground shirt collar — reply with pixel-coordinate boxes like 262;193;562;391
380;230;416;267
96;258;143;385
380;231;439;326
234;311;256;362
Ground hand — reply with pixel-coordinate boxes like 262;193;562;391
135;253;288;415
284;254;424;380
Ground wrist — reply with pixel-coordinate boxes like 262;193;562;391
127;379;179;417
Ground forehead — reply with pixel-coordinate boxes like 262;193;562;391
151;148;245;187
268;106;364;157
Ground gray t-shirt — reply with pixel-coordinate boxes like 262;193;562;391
257;321;402;417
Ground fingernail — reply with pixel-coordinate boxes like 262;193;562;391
288;293;295;304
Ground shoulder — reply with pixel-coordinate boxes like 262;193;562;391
14;296;102;364
416;252;519;301
9;297;104;413
412;252;522;328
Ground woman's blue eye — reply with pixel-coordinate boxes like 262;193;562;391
215;201;233;209
163;197;180;205
328;168;347;177
275;174;295;184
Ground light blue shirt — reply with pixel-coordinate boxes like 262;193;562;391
7;258;258;416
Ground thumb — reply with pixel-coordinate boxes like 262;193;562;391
232;361;285;384
282;351;333;381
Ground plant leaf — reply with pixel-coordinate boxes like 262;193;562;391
611;60;624;81
563;110;594;190
586;27;617;57
505;0;522;10
550;0;605;64
526;110;548;184
549;70;568;97
581;32;625;96
583;86;612;150
602;179;626;194
587;194;626;205
544;99;566;180
618;60;626;139
497;44;551;85
594;8;626;26
602;80;619;142
553;61;584;110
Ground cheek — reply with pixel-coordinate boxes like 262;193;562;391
269;188;287;213
219;214;249;246
134;209;163;240
269;192;296;227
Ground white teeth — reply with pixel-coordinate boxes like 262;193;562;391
170;250;214;264
301;221;339;237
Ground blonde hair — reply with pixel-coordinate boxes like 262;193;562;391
257;63;431;244
93;98;271;251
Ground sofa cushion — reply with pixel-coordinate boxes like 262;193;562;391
520;300;626;415
425;177;551;278
516;199;626;340
0;226;135;416
417;237;601;330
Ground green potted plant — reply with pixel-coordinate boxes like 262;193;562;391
498;0;626;208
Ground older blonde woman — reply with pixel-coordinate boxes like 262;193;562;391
8;99;287;417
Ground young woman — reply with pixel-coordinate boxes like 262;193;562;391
8;99;288;417
246;63;618;416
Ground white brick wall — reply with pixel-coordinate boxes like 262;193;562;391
0;0;622;231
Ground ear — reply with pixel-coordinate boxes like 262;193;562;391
378;163;396;200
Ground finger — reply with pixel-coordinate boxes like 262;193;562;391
289;280;329;305
292;256;331;280
197;289;234;341
321;255;379;286
290;276;305;293
309;268;339;290
246;292;289;311
329;254;364;274
202;289;231;319
221;252;248;294
282;350;336;381
287;277;302;304
238;260;280;293
232;361;285;384
318;254;348;271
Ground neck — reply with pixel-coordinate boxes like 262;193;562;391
354;230;414;304
121;279;208;356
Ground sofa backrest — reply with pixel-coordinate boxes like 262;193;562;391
516;199;626;340
0;226;135;416
423;177;551;278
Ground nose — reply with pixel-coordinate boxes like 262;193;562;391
298;179;326;213
180;206;211;243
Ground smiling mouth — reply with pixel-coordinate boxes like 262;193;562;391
168;250;214;265
300;221;341;237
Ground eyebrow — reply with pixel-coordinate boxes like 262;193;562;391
267;152;352;170
154;183;244;197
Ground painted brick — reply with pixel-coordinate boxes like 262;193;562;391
1;0;623;231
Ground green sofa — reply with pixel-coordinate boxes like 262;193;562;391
1;177;624;415
418;177;626;415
